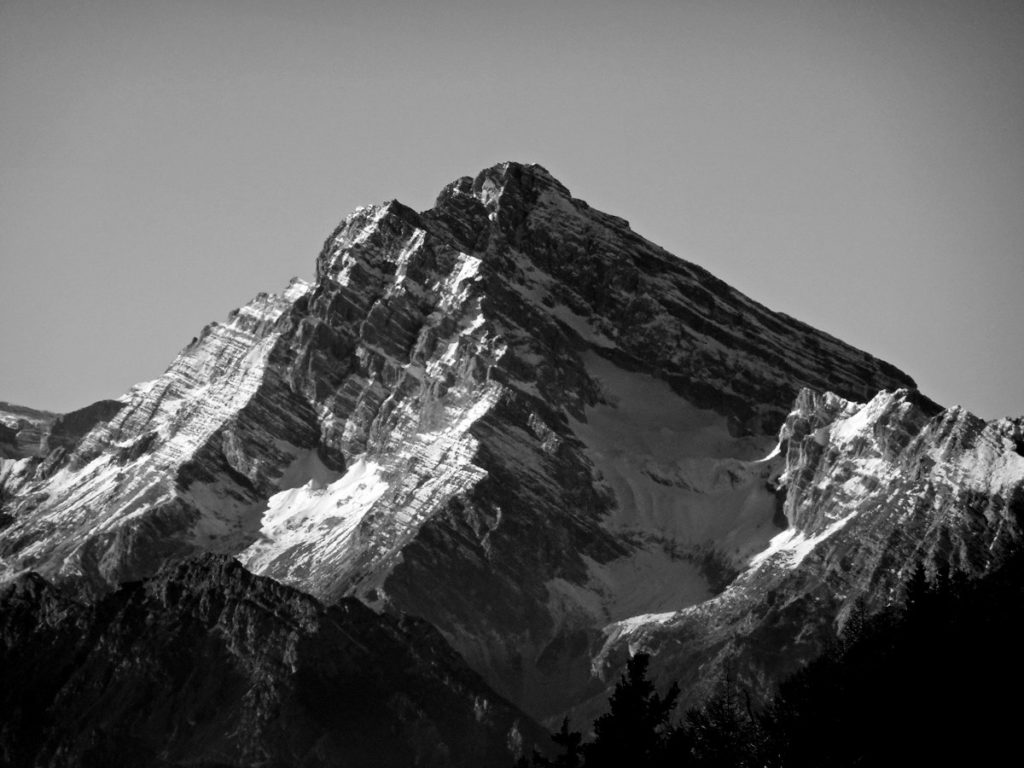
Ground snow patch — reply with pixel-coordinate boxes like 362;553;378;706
830;392;898;445
571;352;777;546
242;457;389;572
587;550;712;621
551;353;782;631
748;513;856;570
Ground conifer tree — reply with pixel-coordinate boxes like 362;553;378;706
583;653;679;767
532;718;582;767
902;560;929;612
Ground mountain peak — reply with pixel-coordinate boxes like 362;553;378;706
6;164;1004;727
469;162;570;210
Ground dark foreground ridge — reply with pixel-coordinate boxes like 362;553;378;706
0;554;540;768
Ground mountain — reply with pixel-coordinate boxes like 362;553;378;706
537;545;1024;766
588;386;1024;719
0;554;536;767
1;162;1021;726
0;402;57;459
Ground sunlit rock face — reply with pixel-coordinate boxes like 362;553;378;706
589;387;1024;720
2;162;981;721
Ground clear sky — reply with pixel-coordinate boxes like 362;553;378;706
1;0;1022;419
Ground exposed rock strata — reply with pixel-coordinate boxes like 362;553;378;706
3;163;1010;722
42;400;125;455
589;388;1024;720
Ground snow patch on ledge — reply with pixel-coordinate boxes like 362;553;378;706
241;457;388;573
748;513;856;570
610;610;678;634
592;610;680;676
571;352;777;543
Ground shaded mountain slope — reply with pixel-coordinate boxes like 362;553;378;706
589;387;1024;720
0;554;537;768
0;402;57;459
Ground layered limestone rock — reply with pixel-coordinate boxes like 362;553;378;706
0;163;955;720
590;388;1024;719
0;554;536;767
42;399;125;455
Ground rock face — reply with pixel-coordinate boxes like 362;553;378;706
1;162;1019;723
0;400;123;461
589;387;1024;718
0;554;537;768
0;402;57;459
42;400;126;455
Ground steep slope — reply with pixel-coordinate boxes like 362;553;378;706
590;387;1024;718
0;554;536;768
0;163;932;718
0;400;124;461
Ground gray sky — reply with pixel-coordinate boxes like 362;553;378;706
2;0;1022;419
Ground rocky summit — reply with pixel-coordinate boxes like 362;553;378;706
2;162;1022;732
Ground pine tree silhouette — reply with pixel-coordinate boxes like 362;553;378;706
532;718;582;767
901;560;929;612
583;653;679;767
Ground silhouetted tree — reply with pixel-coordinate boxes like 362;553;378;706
684;670;761;768
527;550;1024;768
901;560;929;612
756;550;1024;766
532;718;582;767
583;653;679;767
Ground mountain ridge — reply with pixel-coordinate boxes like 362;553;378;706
1;162;1018;726
0;552;538;767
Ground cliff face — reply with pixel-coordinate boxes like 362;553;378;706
0;402;57;459
0;554;535;767
590;388;1024;718
1;162;1017;723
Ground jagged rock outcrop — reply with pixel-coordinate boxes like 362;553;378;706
42;400;125;455
589;387;1024;720
0;402;56;459
0;554;537;768
2;162;1016;723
